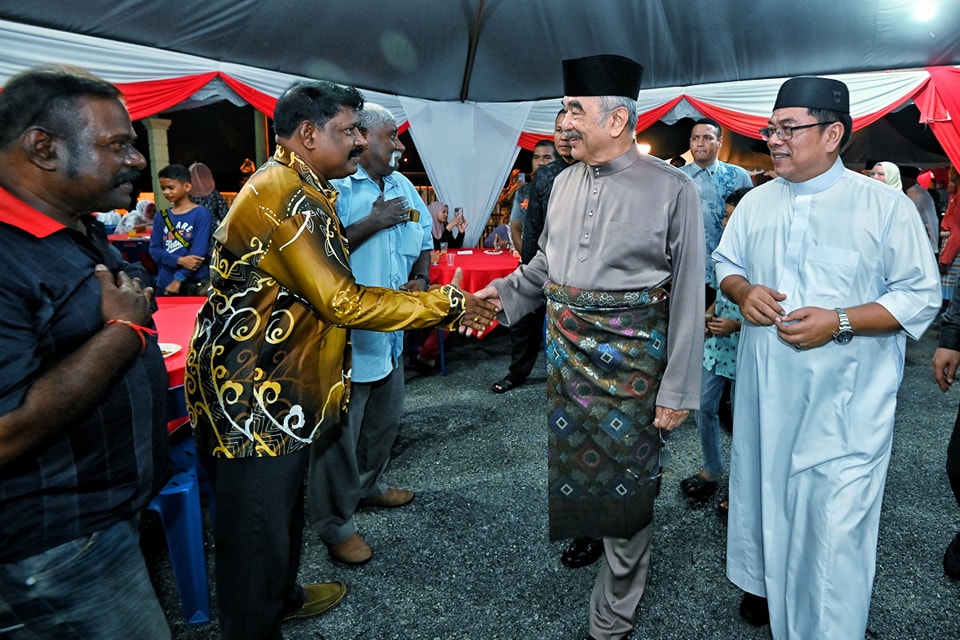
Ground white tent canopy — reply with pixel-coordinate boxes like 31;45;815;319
2;2;960;246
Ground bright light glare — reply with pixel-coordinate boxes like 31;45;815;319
637;141;652;155
913;0;937;22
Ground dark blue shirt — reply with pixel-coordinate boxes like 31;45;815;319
942;281;960;350
522;157;575;264
149;204;213;290
0;187;168;562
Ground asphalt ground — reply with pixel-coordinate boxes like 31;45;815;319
148;320;960;640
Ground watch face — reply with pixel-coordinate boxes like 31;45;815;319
834;331;854;345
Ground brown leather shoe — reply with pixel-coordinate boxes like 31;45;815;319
358;487;415;509
327;532;372;565
281;581;347;621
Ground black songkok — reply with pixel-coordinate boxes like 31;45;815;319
899;165;921;180
562;55;643;98
773;76;850;114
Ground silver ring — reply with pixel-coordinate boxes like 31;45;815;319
794;343;803;351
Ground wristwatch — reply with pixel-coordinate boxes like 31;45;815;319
832;308;854;344
412;273;430;287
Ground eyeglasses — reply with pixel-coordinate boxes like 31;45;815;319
759;122;831;141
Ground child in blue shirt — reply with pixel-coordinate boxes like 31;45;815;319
149;164;213;296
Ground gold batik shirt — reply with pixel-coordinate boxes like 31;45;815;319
186;146;465;458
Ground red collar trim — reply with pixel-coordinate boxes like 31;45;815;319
0;185;68;238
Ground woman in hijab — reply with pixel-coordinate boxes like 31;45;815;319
116;199;157;234
189;162;229;227
429;201;466;250
874;161;939;255
870;161;902;190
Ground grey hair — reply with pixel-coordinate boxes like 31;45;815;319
597;95;638;132
358;102;397;131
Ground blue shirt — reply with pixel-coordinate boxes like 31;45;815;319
680;159;752;285
149;204;213;289
332;166;432;382
702;290;742;380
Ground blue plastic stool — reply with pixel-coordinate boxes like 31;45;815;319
147;436;211;625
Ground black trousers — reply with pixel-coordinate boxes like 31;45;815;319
508;304;546;381
947;406;960;507
201;448;310;640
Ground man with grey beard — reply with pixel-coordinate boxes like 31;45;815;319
308;102;433;565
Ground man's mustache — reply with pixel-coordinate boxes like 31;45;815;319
114;169;141;186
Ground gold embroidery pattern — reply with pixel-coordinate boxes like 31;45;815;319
187;146;465;459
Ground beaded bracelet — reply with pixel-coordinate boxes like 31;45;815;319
105;318;158;353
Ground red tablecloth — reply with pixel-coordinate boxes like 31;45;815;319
428;249;519;292
107;232;151;243
154;296;205;432
154;296;205;388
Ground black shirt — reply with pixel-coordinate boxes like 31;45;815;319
0;187;168;562
521;157;576;264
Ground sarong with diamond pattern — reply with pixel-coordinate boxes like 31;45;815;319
543;282;669;540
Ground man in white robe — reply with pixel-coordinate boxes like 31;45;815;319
714;76;940;639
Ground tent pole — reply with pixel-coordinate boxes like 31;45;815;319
254;110;269;167
143;117;172;208
459;0;484;102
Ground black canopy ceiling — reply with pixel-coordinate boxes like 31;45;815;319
2;1;960;102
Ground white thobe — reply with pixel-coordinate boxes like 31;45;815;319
713;158;940;639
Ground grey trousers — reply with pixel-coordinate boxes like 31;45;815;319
589;523;653;640
308;363;404;545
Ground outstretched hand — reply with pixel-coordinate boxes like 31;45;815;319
459;283;502;337
448;269;495;333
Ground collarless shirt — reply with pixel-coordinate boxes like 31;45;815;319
496;146;706;410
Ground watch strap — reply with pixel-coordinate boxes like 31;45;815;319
833;308;853;342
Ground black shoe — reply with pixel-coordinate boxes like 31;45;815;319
944;532;960;579
739;592;770;626
680;471;719;500
491;375;523;394
560;537;603;568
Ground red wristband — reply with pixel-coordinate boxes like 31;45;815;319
105;318;158;353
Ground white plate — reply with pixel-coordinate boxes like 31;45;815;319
159;342;182;358
483;249;503;255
